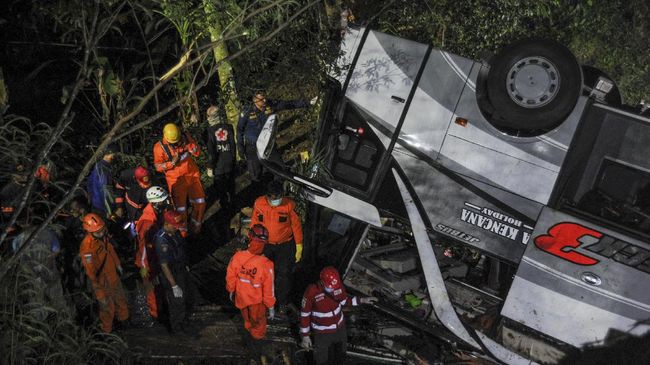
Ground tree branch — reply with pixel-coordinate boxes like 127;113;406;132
0;0;322;279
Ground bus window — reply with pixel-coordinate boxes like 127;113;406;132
328;102;385;193
560;108;650;236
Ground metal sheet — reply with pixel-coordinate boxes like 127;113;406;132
502;207;650;347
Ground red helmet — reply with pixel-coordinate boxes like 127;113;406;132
320;266;342;290
247;224;269;255
164;210;184;228
248;224;269;242
134;166;151;187
82;213;105;233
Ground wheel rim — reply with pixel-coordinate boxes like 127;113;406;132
506;56;560;108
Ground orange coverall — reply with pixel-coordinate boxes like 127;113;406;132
250;196;303;245
135;203;160;318
153;133;205;233
226;250;275;339
79;234;129;333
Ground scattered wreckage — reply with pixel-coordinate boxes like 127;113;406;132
257;26;650;364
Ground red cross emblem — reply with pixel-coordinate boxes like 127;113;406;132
215;128;228;141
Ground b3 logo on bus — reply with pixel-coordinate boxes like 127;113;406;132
534;223;602;265
534;222;650;275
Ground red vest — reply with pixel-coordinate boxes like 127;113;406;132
299;283;358;336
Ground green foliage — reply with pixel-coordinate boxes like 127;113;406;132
0;244;129;364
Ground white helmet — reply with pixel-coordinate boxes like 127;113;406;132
146;186;169;203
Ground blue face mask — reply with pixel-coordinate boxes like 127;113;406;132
324;287;334;294
269;198;282;207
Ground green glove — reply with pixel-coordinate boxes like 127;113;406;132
295;244;303;263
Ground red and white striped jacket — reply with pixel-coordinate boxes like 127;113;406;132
299;282;359;337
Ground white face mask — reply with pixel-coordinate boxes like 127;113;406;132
324;286;334;293
269;198;282;207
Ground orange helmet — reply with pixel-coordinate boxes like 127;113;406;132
82;213;105;233
320;266;342;290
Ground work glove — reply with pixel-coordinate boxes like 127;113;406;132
300;336;312;350
172;285;183;298
360;296;378;305
268;307;275;320
309;96;318;106
295;244;303;263
186;142;198;155
206;168;214;178
139;266;149;279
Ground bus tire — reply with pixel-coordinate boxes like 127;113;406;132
485;38;582;132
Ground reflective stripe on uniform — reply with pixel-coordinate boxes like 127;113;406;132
351;297;358;306
125;193;144;209
239;277;261;288
300;311;311;317
176;206;187;212
310;315;344;331
311;305;341;318
300;326;310;333
189;198;205;204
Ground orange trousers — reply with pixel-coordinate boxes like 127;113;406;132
96;279;129;333
241;303;268;340
143;277;158;319
168;175;206;234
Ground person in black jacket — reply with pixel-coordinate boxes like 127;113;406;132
236;91;313;183
205;105;237;208
115;166;153;223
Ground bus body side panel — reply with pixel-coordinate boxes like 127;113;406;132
343;31;429;141
335;27;365;85
440;66;587;206
502;207;650;347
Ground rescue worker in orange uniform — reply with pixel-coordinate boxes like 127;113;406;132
250;180;302;316
226;224;275;359
300;266;377;364
153;123;206;235
135;186;171;321
79;213;129;333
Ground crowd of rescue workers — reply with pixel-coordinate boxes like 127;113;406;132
0;90;377;364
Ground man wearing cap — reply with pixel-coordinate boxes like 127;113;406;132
299;266;377;364
154;210;192;333
205;105;237;208
87;144;122;218
226;224;275;360
250;181;303;316
153;123;206;235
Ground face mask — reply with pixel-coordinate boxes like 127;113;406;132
269;198;282;207
324;286;334;294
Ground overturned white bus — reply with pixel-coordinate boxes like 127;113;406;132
257;27;650;364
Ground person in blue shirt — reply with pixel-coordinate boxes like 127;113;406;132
236;90;311;182
87;144;123;218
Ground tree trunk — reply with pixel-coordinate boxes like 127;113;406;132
0;67;8;112
202;0;240;127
